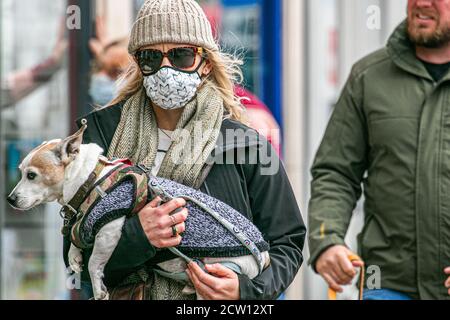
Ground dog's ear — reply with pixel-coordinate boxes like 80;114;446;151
55;125;87;165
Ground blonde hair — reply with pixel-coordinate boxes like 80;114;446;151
109;47;248;124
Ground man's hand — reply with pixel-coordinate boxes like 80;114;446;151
186;262;240;300
315;245;364;293
445;267;450;295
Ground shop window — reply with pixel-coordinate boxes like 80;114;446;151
1;0;70;300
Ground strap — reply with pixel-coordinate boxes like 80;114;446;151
70;163;149;248
153;261;243;285
60;161;106;236
184;195;265;274
148;179;265;274
168;247;194;264
328;254;365;300
99;155;134;167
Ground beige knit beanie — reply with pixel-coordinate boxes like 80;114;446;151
128;0;219;54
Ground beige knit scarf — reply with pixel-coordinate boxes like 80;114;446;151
107;82;224;189
106;83;225;300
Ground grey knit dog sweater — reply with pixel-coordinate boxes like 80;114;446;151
78;174;269;260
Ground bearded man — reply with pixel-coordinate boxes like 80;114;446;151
308;0;450;300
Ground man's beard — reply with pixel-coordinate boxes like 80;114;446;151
407;15;450;48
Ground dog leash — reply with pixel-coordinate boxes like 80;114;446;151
153;259;243;284
148;178;265;274
60;161;106;236
328;254;365;300
60;156;135;237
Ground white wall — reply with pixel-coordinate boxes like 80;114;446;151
282;0;307;300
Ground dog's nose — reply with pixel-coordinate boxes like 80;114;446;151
7;194;17;206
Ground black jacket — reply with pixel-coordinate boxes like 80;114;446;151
65;101;306;300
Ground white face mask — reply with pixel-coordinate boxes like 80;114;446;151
143;66;202;110
89;74;117;106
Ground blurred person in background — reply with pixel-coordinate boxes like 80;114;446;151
70;0;305;300
309;0;450;300
89;17;130;106
0;22;67;109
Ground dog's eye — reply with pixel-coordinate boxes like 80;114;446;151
27;172;37;180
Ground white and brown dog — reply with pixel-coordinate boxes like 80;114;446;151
7;126;270;300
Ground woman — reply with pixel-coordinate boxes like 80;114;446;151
66;0;305;300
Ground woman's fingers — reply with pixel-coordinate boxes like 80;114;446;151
148;196;162;208
139;197;189;248
157;209;189;239
158;234;183;248
188;262;222;290
140;197;162;213
162;222;186;238
163;208;188;228
186;268;216;300
157;198;186;215
205;263;237;279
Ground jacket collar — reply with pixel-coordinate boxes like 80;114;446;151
387;20;432;80
387;20;450;83
60;161;106;236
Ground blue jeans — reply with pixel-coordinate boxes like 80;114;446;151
363;289;413;300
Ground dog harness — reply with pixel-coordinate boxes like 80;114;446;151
62;158;269;277
69;159;149;249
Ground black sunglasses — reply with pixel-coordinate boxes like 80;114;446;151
135;47;206;76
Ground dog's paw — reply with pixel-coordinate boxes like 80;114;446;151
68;246;83;273
94;291;110;301
93;281;110;300
69;256;83;273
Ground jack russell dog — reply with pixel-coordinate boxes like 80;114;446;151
7;125;270;300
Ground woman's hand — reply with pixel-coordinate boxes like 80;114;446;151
138;196;188;248
186;261;240;300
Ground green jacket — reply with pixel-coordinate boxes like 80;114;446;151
308;21;450;300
